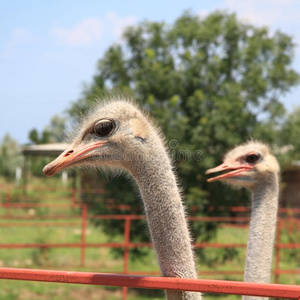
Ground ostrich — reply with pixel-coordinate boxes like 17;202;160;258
43;99;201;300
205;141;280;300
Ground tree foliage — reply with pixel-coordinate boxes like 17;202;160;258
66;11;299;260
27;115;67;177
0;134;23;180
29;115;66;145
278;107;300;166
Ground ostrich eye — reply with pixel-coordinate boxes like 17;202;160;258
245;153;260;164
93;119;115;137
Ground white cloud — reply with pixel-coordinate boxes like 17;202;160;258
50;13;137;48
51;18;104;47
198;9;210;19
105;12;137;40
198;0;300;54
11;28;35;44
223;0;284;26
2;28;35;58
223;0;300;54
223;0;300;30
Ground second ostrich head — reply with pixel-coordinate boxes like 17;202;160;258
206;141;280;297
206;141;280;190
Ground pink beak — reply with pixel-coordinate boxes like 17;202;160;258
43;141;107;177
205;161;253;182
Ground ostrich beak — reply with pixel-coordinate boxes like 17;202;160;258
43;141;107;177
205;161;253;182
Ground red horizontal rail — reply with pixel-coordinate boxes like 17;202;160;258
0;222;80;227
0;203;81;208
90;215;145;220
0;213;299;223
128;270;246;276
0;213;298;224
189;216;250;222
4;186;102;193
0;242;153;249
126;269;300;276
0;215;81;220
0;242;243;249
275;270;300;275
1;241;298;250
194;242;246;248
278;243;300;249
204;206;300;214
0;268;299;298
91;214;252;222
0;243;127;249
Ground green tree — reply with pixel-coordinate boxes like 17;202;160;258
28;115;67;176
278;106;300;166
0;134;23;180
29;115;66;145
44;115;67;143
67;11;299;260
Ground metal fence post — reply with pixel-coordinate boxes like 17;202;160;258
122;216;131;300
275;219;282;283
81;205;88;267
71;188;77;207
5;189;11;217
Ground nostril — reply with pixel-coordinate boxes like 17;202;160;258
64;150;74;157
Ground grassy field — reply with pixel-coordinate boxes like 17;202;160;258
0;177;299;299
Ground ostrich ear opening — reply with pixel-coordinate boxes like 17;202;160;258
129;118;148;140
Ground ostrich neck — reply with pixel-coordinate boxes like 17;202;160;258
242;174;279;300
128;146;201;300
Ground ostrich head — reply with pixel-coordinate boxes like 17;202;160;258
43;99;157;177
205;141;280;189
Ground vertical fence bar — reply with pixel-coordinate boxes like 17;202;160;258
122;216;131;300
5;189;11;217
275;220;282;283
123;217;131;274
71;188;77;207
81;205;88;267
288;216;293;235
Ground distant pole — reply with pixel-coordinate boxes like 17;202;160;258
22;156;28;196
15;167;22;185
62;171;68;186
81;204;88;267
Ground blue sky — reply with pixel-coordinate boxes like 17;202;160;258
1;0;300;144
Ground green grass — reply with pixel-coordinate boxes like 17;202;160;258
0;177;299;299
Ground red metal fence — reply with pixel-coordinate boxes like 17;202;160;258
0;267;300;299
0;186;299;299
0;204;299;280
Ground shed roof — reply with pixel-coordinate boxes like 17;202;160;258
22;143;68;156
